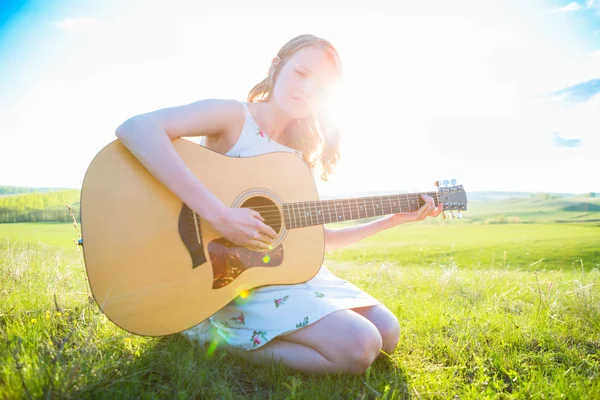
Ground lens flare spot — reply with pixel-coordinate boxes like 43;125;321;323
263;255;271;263
239;289;250;299
206;339;219;356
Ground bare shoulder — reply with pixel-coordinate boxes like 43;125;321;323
120;98;245;140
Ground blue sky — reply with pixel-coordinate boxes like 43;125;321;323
0;0;598;195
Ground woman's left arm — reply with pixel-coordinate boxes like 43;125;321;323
324;194;443;252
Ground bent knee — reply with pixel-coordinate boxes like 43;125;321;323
339;330;382;374
380;317;401;354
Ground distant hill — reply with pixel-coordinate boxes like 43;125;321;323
0;186;597;225
464;193;600;224
0;189;80;223
0;186;76;196
320;190;599;224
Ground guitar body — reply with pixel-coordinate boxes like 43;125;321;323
81;138;324;336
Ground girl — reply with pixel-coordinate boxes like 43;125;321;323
115;34;443;375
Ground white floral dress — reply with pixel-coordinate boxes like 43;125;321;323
181;102;381;351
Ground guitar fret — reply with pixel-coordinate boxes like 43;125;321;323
387;195;392;215
373;197;379;215
306;202;311;227
290;204;295;228
326;200;332;224
371;197;376;217
318;202;324;225
332;200;337;222
333;200;338;222
302;202;308;227
347;199;353;220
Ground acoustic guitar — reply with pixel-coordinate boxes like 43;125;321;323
80;138;468;336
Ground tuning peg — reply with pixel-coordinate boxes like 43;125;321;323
450;179;457;185
442;212;447;219
442;180;449;187
457;211;462;219
434;180;440;188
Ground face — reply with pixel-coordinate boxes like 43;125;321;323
270;46;338;119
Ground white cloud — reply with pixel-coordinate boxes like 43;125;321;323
56;17;98;33
554;1;583;12
2;0;598;193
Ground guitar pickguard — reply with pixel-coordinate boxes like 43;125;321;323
178;204;207;268
208;238;284;289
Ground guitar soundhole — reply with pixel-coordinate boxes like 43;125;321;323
240;196;283;234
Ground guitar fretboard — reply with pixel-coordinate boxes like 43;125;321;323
282;192;438;229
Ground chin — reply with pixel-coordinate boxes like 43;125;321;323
291;101;314;119
273;94;312;119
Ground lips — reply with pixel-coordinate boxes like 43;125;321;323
292;97;307;106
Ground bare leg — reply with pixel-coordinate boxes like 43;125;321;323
352;305;400;357
220;339;337;375
219;309;382;375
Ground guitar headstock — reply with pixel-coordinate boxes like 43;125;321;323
435;179;468;219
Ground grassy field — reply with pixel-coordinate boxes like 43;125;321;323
0;223;80;251
1;220;599;399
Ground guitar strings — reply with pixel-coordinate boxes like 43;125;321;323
257;204;435;222
245;193;444;215
237;198;439;216
188;196;451;226
238;191;443;210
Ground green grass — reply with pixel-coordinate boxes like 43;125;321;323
464;194;600;224
0;223;80;251
1;222;599;399
328;223;600;271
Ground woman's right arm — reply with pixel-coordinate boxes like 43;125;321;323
115;98;277;250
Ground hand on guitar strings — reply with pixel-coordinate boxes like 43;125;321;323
209;206;278;251
388;194;444;227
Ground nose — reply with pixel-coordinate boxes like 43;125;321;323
300;78;320;102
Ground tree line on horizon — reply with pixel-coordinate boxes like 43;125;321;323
0;190;80;223
0;186;73;195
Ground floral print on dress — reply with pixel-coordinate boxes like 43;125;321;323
257;128;271;142
220;320;232;328
178;103;384;352
231;313;245;325
274;295;290;309
250;330;268;347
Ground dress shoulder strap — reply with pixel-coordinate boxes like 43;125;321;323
240;101;252;121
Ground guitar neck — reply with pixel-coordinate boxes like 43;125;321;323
282;191;439;229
